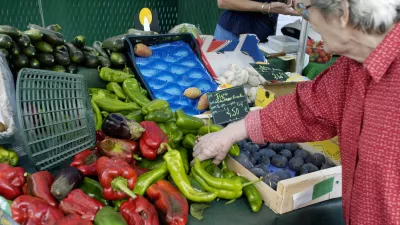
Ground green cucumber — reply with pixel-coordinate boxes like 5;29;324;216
53;49;70;66
51;65;66;72
28;24;64;46
84;52;100;68
56;45;68;53
82;46;99;56
0;25;21;37
34;41;53;53
10;42;20;56
102;34;126;52
16;34;31;47
98;55;111;68
65;42;84;64
12;54;29;68
29;58;40;69
23;29;43;41
110;52;126;68
0;48;9;57
66;64;77;74
73;35;86;48
22;45;36;57
0;34;13;48
36;53;55;66
93;41;109;58
46;24;62;32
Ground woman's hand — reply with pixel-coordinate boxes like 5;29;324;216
270;2;300;16
193;120;248;165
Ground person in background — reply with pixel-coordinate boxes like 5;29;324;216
215;0;299;42
195;0;400;224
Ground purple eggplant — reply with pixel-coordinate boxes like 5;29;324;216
102;113;144;140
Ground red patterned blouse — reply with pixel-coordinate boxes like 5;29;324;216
245;23;400;225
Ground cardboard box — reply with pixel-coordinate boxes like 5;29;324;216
198;34;266;79
227;142;342;214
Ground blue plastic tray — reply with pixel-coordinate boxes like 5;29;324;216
125;34;218;115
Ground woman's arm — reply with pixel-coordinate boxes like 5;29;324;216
217;0;299;15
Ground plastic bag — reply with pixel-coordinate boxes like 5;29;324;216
168;23;202;38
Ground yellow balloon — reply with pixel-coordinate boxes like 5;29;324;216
139;8;152;26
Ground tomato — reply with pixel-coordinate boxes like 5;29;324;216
319;51;326;57
317;58;323;63
323;56;330;62
306;47;312;54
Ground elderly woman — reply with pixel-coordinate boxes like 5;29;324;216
194;0;400;224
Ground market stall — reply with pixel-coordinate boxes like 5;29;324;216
0;3;344;225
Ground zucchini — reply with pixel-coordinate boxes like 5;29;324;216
10;42;20;56
98;55;111;68
29;58;40;69
84;52;100;68
23;29;43;41
46;24;62;32
51;65;66;72
28;24;64;46
0;25;21;37
36;53;55;66
12;54;29;68
0;34;13;48
82;46;99;56
65;42;84;64
102;34;126;52
34;41;53;53
110;52;127;68
16;34;31;47
0;48;9;58
22;45;36;57
66;64;77;74
50;166;84;201
53;49;70;66
56;45;69;53
93;41;109;58
73;35;86;48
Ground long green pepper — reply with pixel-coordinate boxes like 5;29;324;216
106;82;126;100
162;143;217;203
99;67;133;83
240;177;263;213
91;100;103;131
133;162;169;196
123;78;150;107
94;98;140;113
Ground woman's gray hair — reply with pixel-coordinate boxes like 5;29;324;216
311;0;400;34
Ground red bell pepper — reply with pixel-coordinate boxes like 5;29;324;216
96;156;138;201
22;183;28;195
146;180;189;225
97;137;138;163
70;148;100;176
27;171;58;208
11;195;64;225
0;163;25;200
139;121;168;160
120;195;160;225
55;214;93;225
59;189;104;221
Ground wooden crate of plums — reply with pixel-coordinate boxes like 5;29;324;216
227;140;342;214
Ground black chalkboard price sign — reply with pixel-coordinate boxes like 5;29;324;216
250;63;288;82
207;86;250;125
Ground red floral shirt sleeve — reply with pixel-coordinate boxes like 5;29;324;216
245;57;349;144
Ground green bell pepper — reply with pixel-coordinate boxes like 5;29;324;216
182;134;196;150
123;78;150;107
133;162;168;196
138;156;165;170
94;206;128;225
79;177;111;206
175;109;204;130
94;98;140;113
106;82;126;100
123;110;144;123
165;122;183;148
144;108;174;123
181;128;199;135
141;99;170;115
0;146;18;166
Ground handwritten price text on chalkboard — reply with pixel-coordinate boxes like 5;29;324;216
250;63;288;82
207;86;250;125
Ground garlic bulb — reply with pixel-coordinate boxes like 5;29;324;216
228;64;241;74
246;66;260;76
222;70;235;79
248;75;261;87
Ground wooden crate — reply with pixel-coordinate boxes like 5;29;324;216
227;142;342;214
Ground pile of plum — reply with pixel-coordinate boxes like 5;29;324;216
234;140;336;190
